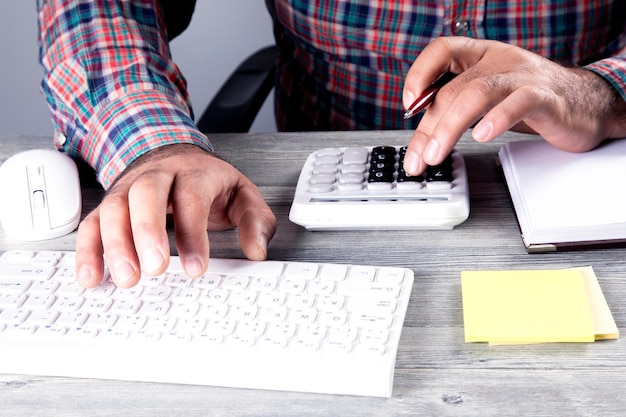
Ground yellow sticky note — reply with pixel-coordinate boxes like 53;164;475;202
461;269;595;344
579;266;619;341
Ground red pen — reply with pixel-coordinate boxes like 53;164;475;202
403;72;456;119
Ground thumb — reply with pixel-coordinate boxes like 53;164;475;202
228;179;277;261
237;206;277;261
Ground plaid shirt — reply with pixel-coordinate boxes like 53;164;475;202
38;0;626;188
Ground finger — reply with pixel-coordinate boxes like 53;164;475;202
127;170;172;277
403;37;488;109
170;176;212;278
402;130;430;176
229;179;277;261
98;189;141;288
75;210;106;288
423;75;513;164
471;85;545;143
403;75;486;173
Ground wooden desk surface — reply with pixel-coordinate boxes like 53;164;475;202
1;131;625;417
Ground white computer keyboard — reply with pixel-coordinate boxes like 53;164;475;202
0;250;414;398
289;146;470;230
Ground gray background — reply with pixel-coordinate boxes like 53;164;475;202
0;1;277;137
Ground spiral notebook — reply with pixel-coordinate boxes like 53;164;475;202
498;138;626;252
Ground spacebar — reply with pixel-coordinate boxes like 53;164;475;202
166;257;285;278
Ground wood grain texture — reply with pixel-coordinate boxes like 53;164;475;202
1;131;625;417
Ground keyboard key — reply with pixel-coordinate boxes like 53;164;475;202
0;265;55;281
0;278;31;294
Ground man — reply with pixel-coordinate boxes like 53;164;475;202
37;0;626;287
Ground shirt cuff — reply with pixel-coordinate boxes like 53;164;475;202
585;57;626;103
56;88;213;189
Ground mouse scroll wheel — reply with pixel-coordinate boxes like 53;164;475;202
32;190;47;210
27;165;48;210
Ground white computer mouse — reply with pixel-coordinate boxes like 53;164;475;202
0;149;81;241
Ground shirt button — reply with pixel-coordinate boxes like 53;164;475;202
455;20;470;36
55;132;67;146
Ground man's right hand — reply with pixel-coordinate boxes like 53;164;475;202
75;144;277;288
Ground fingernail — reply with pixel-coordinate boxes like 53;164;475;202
259;233;269;257
77;266;92;287
403;149;423;175
141;248;164;274
472;120;493;142
403;90;416;110
184;256;204;278
113;260;136;284
424;139;440;164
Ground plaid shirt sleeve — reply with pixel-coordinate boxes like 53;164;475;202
37;0;213;189
586;51;626;102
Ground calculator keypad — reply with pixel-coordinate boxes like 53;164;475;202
308;146;454;193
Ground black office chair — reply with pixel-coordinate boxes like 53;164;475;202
196;45;278;133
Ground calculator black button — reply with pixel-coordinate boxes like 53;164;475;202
369;161;395;173
426;166;453;182
368;171;394;183
371;146;397;163
397;171;424;183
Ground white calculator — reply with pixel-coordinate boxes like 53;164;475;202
289;145;470;230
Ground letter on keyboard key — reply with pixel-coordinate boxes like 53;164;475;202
115;314;148;331
165;273;193;288
290;308;317;324
192;274;222;289
110;299;140;315
141;286;172;302
82;298;114;314
317;294;345;311
221;275;250;290
279;278;307;294
319;310;348;326
56;311;88;328
84;313;117;330
205;319;236;336
53;267;76;283
307;280;335;295
84;282;116;299
144;316;176;333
